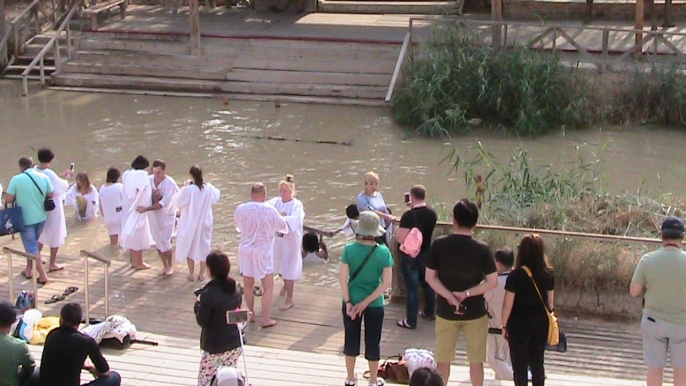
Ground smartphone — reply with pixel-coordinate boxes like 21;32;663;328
226;309;250;324
69;163;75;170
404;192;410;203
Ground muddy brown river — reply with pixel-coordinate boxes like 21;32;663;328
2;80;685;286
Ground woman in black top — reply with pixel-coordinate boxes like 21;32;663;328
502;234;554;386
194;250;244;386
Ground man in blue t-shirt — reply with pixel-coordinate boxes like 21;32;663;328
4;156;53;284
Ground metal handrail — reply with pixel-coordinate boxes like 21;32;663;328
385;31;411;103
0;0;42;68
21;0;82;96
80;250;111;325
4;247;39;303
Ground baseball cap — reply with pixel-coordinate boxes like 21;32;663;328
661;216;685;233
0;301;17;326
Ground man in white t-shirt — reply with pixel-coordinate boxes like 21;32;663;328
484;247;515;380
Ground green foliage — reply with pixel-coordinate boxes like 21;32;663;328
392;33;596;137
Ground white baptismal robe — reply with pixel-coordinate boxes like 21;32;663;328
99;183;124;236
121;170;154;252
148;175;179;251
173;183;220;262
267;197;304;281
234;201;288;280
66;184;99;221
36;167;68;248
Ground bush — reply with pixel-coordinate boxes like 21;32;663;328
392;33;597;137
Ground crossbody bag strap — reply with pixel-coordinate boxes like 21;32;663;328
23;171;46;198
521;266;551;314
349;245;378;283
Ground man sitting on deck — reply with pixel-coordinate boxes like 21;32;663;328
38;303;121;386
0;301;36;386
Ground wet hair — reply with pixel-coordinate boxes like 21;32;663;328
106;167;121;183
453;199;479;229
364;171;379;185
410;185;427;201
516;234;554;289
37;147;55;164
190;165;204;190
0;301;17;328
346;204;360;220
494;247;514;268
60;303;82;327
152;159;166;170
131;155;149;170
76;172;92;194
302;232;320;253
278;174;296;196
206;250;237;293
409;367;445;386
18;156;34;169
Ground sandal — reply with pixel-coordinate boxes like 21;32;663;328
369;378;385;386
62;286;79;296
397;319;416;329
253;286;263;297
419;311;436;321
45;294;65;304
344;376;358;386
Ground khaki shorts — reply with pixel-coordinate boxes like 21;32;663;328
435;315;488;364
641;313;686;369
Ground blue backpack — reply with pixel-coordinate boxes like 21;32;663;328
15;290;36;312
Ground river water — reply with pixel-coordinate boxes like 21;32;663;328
2;80;686;286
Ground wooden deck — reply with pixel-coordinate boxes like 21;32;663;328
0;237;668;385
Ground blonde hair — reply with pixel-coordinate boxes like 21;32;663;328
76;172;92;194
278;174;296;196
364;171;379;185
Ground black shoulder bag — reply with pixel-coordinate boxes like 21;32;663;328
348;245;378;283
24;171;55;211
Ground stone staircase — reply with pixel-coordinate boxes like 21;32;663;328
50;31;400;106
2;31;70;80
318;0;462;14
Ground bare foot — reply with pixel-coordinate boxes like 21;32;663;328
21;270;32;279
49;265;64;273
198;273;206;281
167;266;174;275
261;319;277;328
187;274;195;282
158;267;167;276
279;287;286;296
279;302;294;311
249;313;256;323
133;263;152;270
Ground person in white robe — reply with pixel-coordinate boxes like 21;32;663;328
66;172;99;221
121;156;154;270
35;148;72;272
266;175;304;311
234;182;288;328
173;165;220;282
136;160;179;276
99;167;124;246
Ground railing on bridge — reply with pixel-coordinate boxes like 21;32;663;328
81;250;111;325
4;247;40;303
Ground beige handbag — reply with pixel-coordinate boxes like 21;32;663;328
522;266;559;346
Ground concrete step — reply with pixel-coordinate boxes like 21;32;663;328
74;50;234;69
23;43;70;58
227;68;391;87
51;73;389;99
62;61;230;80
318;0;461;13
28;33;72;46
7;64;57;72
76;38;399;61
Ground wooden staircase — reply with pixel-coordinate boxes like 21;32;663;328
50;31;400;106
1;31;70;80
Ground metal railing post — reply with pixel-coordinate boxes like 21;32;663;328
104;265;109;318
7;251;13;303
66;24;72;58
80;250;111;324
22;75;29;96
54;39;61;72
39;57;45;85
84;251;90;325
4;247;40;301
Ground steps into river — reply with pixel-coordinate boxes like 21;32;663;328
2;31;70;80
50;31;400;106
317;0;462;14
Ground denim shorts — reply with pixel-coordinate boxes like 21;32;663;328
20;222;45;255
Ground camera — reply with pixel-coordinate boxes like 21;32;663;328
226;309;250;324
403;192;410;204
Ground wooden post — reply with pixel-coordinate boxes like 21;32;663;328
635;0;644;56
0;0;5;68
601;29;609;73
492;0;503;46
189;0;200;56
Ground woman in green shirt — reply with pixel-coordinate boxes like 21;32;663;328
339;211;394;386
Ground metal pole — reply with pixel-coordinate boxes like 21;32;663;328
22;74;28;96
84;253;90;325
39;57;45;85
66;23;71;58
7;251;13;302
31;254;37;299
104;265;109;318
54;39;61;72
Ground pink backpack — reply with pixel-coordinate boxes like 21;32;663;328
400;227;423;258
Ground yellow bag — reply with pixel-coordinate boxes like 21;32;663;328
522;266;559;346
30;317;60;345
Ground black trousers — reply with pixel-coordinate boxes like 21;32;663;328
508;314;548;386
342;304;385;361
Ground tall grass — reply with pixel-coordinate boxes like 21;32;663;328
392;33;597;137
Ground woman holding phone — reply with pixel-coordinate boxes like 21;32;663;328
195;250;244;386
339;211;394;386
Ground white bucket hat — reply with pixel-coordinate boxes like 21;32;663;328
352;211;386;238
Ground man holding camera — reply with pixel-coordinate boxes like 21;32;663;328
395;185;438;330
425;199;497;385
